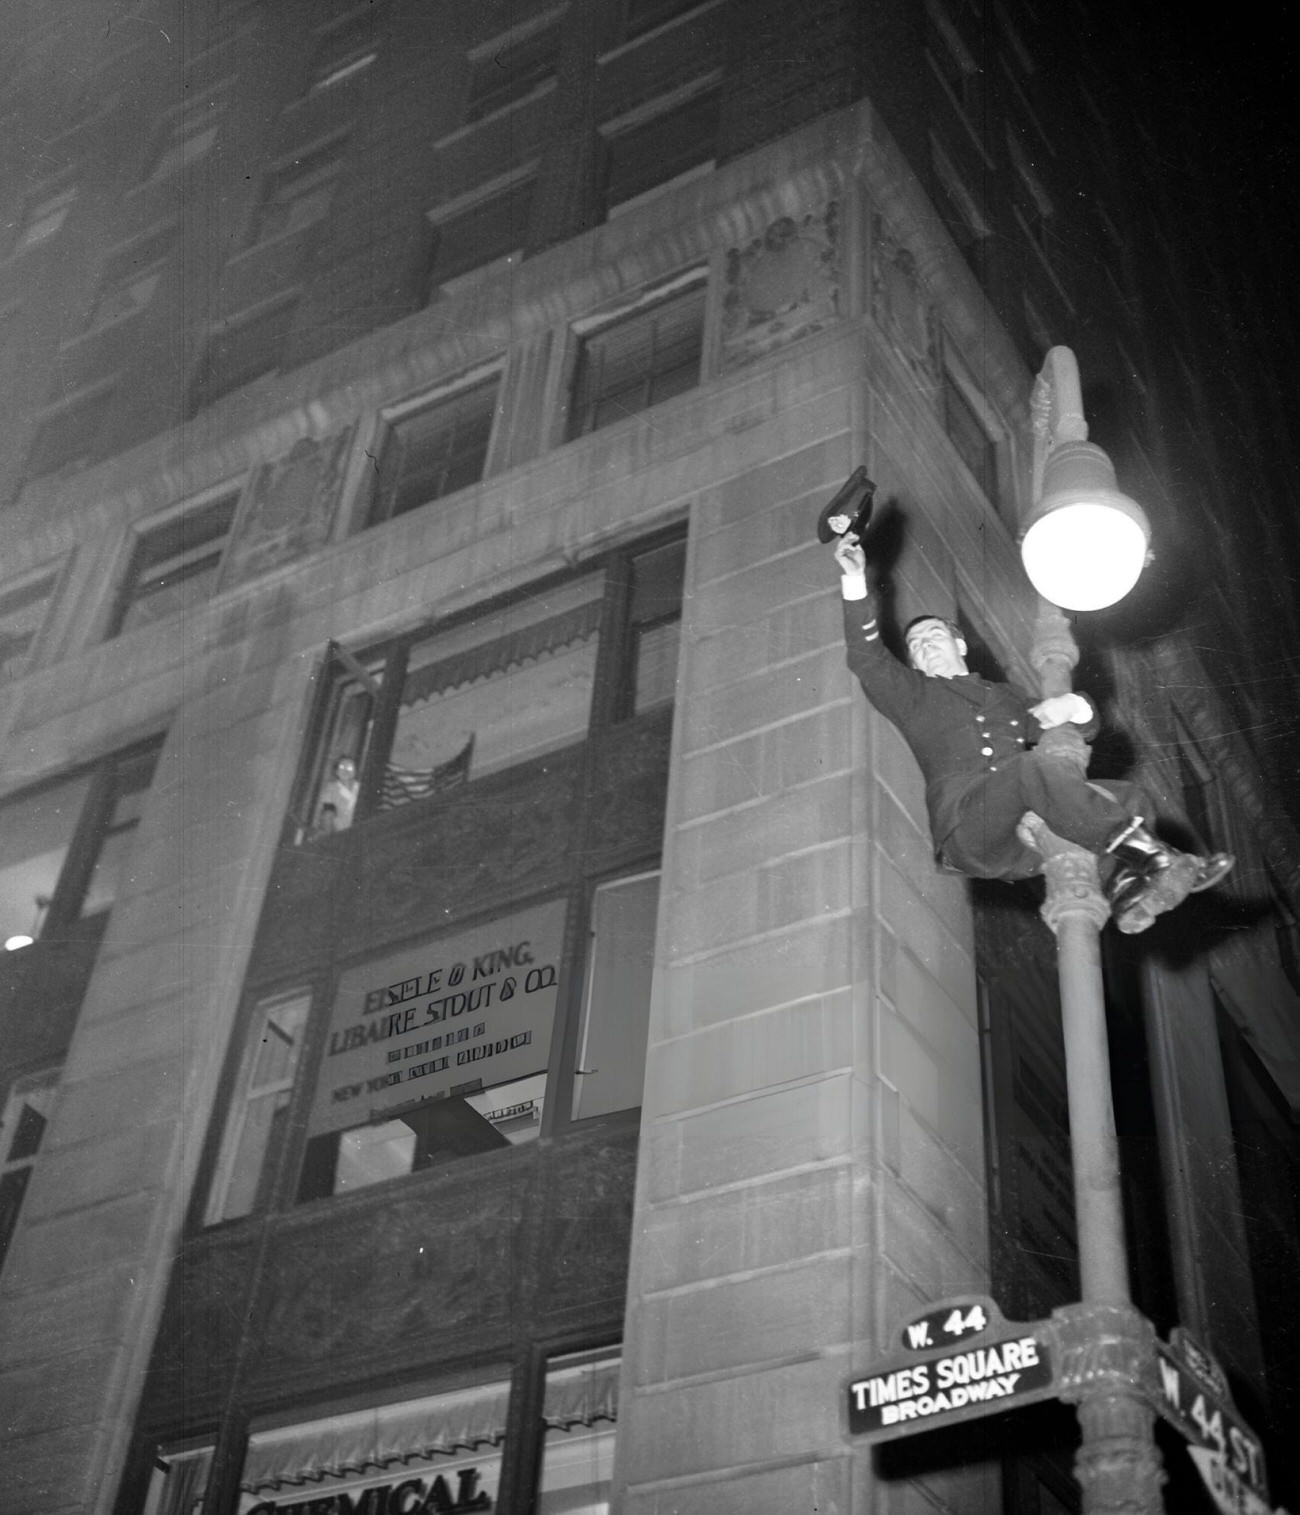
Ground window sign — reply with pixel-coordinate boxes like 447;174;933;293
309;898;568;1143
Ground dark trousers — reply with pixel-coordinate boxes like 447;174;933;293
940;752;1150;881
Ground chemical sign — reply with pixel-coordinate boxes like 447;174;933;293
847;1296;1058;1443
1152;1329;1269;1501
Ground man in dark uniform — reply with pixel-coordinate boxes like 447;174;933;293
829;529;1234;933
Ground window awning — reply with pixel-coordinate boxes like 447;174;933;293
241;1382;510;1493
541;1355;620;1431
401;599;602;709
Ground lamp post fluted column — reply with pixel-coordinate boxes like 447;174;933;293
1019;352;1165;1514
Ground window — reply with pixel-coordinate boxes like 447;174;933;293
465;14;561;123
308;9;379;92
145;95;223;181
601;84;720;214
13;183;76;254
537;1349;620;1512
941;356;1000;505
0;564;60;683
425;170;535;298
0;1069;58;1273
0;738;163;953
366;373;500;528
25;385;115;480
248;535;683;1206
139;1441;214;1515
571;872;660;1120
205;990;310;1223
1006;130;1054;260
930;136;992;285
568;275;706;438
109;489;241;637
926;0;982;119
188;297;298;414
250;137;347;246
86;222;177;329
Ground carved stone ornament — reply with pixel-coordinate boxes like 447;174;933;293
870;213;939;385
220;426;355;590
719;202;841;371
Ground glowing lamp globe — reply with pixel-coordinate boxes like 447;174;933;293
1020;439;1150;611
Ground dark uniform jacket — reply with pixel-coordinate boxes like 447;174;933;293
842;598;1097;854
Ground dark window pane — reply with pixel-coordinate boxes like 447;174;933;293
252;139;346;244
370;379;499;525
569;283;705;438
0;1168;32;1271
427;178;534;295
604;88;719;211
113;494;239;636
189;300;298;415
26;388;115;479
466;26;559;122
942;369;998;500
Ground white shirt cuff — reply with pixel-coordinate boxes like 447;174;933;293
840;576;868;601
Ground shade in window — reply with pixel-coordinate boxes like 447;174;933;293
941;364;999;503
386;571;603;799
368;376;500;526
426;174;535;297
205;990;310;1223
625;537;685;715
0;566;59;683
568;279;706;438
309;9;379;92
15;184;76;253
146;97;222;181
251;137;347;245
537;1350;619;1513
188;297;298;414
466;21;560;122
110;491;240;637
623;0;707;39
87;222;177;328
602;86;719;213
0;1069;58;1273
140;1442;214;1515
571;872;659;1121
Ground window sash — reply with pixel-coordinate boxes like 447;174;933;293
603;88;719;211
114;494;240;637
466;27;559;122
941;367;998;501
427;177;535;295
370;377;500;526
569;283;705;438
206;991;311;1224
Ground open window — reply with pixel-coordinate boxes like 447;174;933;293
0;1068;58;1274
0;737;163;953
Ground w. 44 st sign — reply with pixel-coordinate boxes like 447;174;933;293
1149;1328;1270;1505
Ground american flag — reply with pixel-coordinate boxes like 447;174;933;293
378;734;474;810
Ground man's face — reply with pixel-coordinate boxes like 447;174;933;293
905;618;968;679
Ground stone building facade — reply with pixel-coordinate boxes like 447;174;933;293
0;3;1297;1513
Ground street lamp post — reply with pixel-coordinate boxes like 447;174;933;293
1017;348;1165;1514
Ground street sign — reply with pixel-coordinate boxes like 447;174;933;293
1151;1329;1268;1501
847;1296;1058;1444
1187;1448;1279;1515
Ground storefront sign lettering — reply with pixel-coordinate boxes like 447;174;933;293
245;1464;491;1513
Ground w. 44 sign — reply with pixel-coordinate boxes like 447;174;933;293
1152;1330;1268;1501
